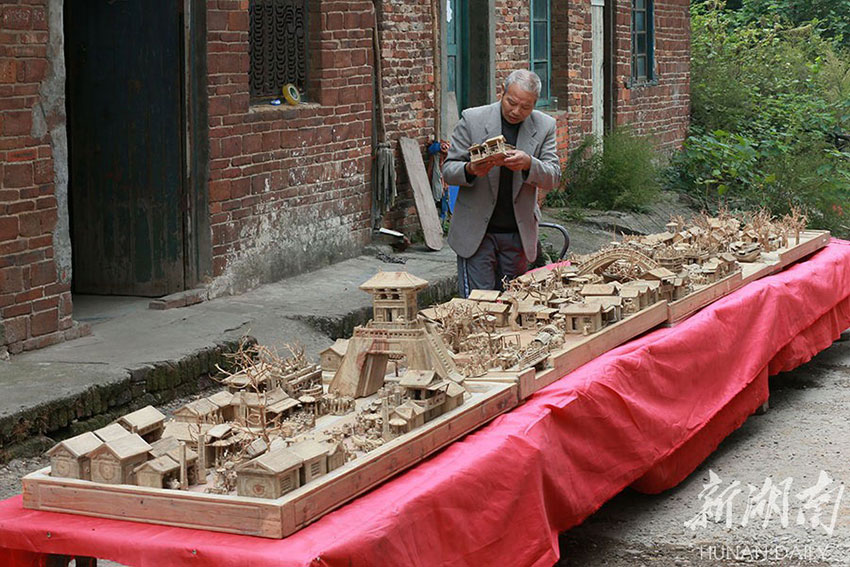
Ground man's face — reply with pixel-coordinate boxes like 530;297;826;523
500;83;537;124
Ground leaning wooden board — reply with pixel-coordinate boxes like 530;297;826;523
23;381;517;538
399;136;444;251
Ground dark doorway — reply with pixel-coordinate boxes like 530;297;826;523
65;0;206;297
446;0;491;113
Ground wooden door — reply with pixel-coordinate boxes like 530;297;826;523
66;0;185;296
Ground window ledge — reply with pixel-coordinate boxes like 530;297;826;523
248;100;320;116
625;77;660;89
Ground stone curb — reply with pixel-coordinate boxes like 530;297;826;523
0;338;253;462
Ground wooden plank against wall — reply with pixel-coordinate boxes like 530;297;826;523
399;137;444;251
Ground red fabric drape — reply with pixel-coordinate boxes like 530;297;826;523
2;241;848;567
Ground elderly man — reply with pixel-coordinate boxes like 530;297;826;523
442;69;561;297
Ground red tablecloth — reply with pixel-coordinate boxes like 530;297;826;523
2;241;849;567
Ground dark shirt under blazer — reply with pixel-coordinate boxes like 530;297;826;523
442;101;561;263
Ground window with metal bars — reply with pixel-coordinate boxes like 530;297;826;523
249;0;308;101
530;0;551;107
631;0;654;82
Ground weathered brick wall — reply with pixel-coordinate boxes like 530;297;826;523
495;0;531;87
613;0;690;152
0;1;79;354
377;0;437;236
205;0;374;296
552;0;690;154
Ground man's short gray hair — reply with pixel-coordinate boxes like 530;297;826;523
503;69;542;98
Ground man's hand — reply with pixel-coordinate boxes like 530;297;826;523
502;149;532;172
465;155;504;177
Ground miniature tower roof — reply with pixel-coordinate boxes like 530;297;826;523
47;431;103;458
359;271;428;291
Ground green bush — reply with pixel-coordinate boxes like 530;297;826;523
547;128;660;211
667;0;850;238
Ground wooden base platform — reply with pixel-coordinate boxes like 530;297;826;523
23;381;518;539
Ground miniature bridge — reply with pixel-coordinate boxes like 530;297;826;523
576;248;658;276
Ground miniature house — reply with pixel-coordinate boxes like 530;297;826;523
560;303;604;335
319;339;349;373
47;431;103;480
388;400;428;436
359;271;428;324
517;301;542;329
619;288;642;315
330;272;460;399
325;440;347;471
642;267;677;302
207;390;236;422
89;433;151;485
289;440;329;485
468;289;501;302
580;283;617;297
480;301;511;327
174;397;221;424
236;447;303;499
398;369;464;422
134;455;180;489
118;405;166;442
148;436;201;485
468;135;509;163
585;296;623;325
205;423;244;465
232;387;299;427
94;422;132;443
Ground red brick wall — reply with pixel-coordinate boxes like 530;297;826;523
0;1;78;354
495;0;531;87
377;0;438;236
205;0;374;294
613;0;690;152
551;0;690;154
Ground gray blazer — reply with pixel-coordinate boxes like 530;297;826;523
442;102;561;262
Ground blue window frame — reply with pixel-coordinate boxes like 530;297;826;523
530;0;551;107
631;0;654;82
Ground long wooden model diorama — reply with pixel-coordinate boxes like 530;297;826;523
23;211;829;538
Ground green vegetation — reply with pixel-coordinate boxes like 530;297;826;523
667;0;850;237
546;128;661;212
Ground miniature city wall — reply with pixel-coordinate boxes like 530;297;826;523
23;213;830;538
